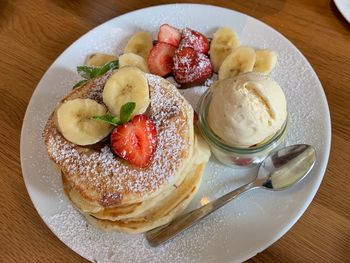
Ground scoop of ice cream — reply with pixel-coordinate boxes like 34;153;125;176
207;73;287;147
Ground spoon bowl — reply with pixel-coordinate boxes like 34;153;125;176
258;144;316;190
146;144;316;247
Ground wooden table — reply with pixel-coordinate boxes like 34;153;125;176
1;0;349;262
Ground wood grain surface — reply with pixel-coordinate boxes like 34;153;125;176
1;0;349;262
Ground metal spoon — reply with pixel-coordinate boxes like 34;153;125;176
146;144;316;247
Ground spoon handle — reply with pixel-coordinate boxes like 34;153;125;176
146;181;257;247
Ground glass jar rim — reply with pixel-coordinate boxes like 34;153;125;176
197;88;289;154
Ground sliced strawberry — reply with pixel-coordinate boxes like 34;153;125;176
179;28;209;54
110;115;157;168
157;24;181;47
148;42;176;76
172;47;213;84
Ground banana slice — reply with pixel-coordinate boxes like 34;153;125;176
86;53;117;67
119;53;149;73
218;46;256;80
253;49;277;74
55;98;112;146
124;31;153;60
103;66;150;117
209;27;240;72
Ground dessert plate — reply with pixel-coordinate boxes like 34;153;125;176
334;0;350;23
20;4;331;263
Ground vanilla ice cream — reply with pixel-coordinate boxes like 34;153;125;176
207;73;287;147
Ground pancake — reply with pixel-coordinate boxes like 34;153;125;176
44;72;194;213
44;69;212;233
76;132;209;222
83;133;211;233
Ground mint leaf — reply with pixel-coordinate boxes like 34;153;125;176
77;66;101;79
77;60;119;80
120;102;136;124
92;101;135;126
72;79;88;89
92;113;119;126
98;60;119;76
74;60;119;89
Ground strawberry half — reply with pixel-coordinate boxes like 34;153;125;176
172;47;213;84
110;115;157;168
179;28;209;54
148;42;176;76
158;24;181;47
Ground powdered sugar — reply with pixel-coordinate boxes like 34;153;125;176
42;203;222;263
44;74;191;205
173;48;212;84
22;4;330;263
179;28;209;53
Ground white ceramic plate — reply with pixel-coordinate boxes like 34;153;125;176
20;4;331;263
334;0;350;23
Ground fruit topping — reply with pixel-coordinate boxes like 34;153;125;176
218;46;256;80
172;47;213;84
124;31;153;60
103;66;150;117
148;42;177;76
209;27;240;72
110;114;157;168
179;28;209;54
119;53;149;72
85;53;118;67
157;24;181;47
55;98;113;146
253;49;277;74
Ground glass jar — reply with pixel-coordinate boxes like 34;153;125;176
197;88;289;168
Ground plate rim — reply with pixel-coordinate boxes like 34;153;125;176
20;3;332;262
334;0;350;23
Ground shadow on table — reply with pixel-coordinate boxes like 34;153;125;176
329;0;350;32
0;0;14;28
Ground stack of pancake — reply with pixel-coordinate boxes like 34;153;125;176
43;72;211;233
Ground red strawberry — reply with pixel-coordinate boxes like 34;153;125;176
158;24;181;47
110;115;157;168
148;42;176;76
179;28;209;54
172;47;213;84
231;157;253;166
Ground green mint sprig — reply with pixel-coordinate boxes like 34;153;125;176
73;60;119;89
92;113;119;126
92;102;136;125
72;79;88;89
119;102;136;124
